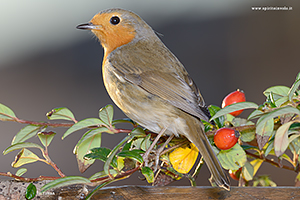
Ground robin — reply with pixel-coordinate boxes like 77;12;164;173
76;8;230;190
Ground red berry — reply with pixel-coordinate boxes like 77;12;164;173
214;128;240;150
229;168;242;180
221;90;246;116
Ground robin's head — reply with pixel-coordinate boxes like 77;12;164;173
77;8;155;54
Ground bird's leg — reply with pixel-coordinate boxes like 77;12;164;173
153;134;174;172
143;126;168;167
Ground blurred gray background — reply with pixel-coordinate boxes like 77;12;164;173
0;0;299;187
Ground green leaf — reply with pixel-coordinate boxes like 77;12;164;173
130;127;146;137
242;161;254;181
288;79;300;102
217;143;247;170
296;72;300;81
256;106;300;131
274;121;295;157
46;107;75;122
85;181;112;200
247;109;264;120
208;105;224;128
25;183;36;200
0;103;17;121
289;134;300;155
41;176;91;193
75;133;101;173
263;86;290;99
12;149;40;168
104;135;134;175
211;102;258;121
274;96;289;107
140;134;152;151
12;125;41;145
256;118;274;149
231;117;254;127
85;147;117;168
118;150;144;163
240;129;256;143
112;118;136;126
99;104;114;126
15;168;27;176
38;131;56;147
122;142;132;151
89;169;119;180
141;166;154;183
62;118;105;139
75;127;107;150
265;139;274;156
3;142;43;155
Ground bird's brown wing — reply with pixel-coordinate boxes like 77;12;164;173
108;40;210;121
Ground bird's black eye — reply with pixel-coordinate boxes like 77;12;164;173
110;16;120;25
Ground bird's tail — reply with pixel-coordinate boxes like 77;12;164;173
186;122;230;190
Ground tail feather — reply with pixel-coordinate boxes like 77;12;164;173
186;123;230;190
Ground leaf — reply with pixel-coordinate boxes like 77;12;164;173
0;103;16;121
99;104;114;126
217;143;247;170
240;129;256;143
46;107;75;122
274;121;295;157
41;176;91;193
62;118;105;139
256;106;300;132
12;149;40;168
75;127;107;150
130;127;146;137
250;159;263;176
140;134;152;151
169;143;199;174
231;117;254;127
15;168;27;176
275;96;289;107
117;150;144;163
242;161;254;181
265;139;274;156
104;135;133;175
211;102;258;121
38;131;56;147
141;166;154;183
11;125;41;145
89;169;118;180
208;105;224;128
247;109;264;120
85;147;117;168
3;142;43;155
253;175;277;187
75;133;101;173
289;134;300;155
296;72;300;81
263;86;290;99
25;183;37;200
112;118;136;126
256;118;274;149
288;79;300;102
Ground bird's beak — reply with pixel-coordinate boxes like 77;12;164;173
76;22;102;30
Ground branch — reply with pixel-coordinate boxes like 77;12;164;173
246;150;295;171
13;117;74;128
0;172;60;182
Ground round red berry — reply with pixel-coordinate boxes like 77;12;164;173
214;128;240;150
221;90;246;116
229;168;242;180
